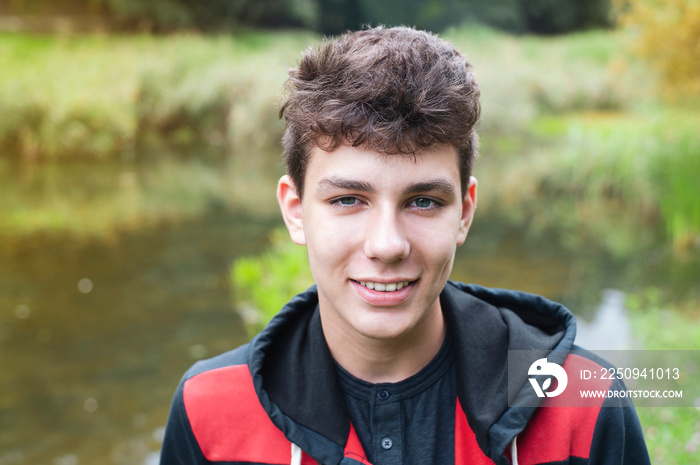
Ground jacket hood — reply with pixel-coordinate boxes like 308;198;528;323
443;282;576;462
248;281;577;464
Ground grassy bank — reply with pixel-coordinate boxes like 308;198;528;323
487;109;700;254
0;30;316;160
539;110;700;251
0;27;635;160
627;290;700;464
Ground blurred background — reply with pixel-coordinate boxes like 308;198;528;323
1;0;699;464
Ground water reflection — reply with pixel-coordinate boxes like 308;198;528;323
0;208;279;465
575;289;634;350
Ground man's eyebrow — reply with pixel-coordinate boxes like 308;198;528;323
403;179;457;196
317;177;375;193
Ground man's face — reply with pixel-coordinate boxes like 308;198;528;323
278;144;477;343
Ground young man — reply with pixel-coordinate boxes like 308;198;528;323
160;27;650;465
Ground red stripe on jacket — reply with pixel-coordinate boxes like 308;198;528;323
455;398;496;464
184;364;306;463
512;354;612;465
182;354;609;465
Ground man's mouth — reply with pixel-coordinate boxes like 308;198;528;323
356;280;412;292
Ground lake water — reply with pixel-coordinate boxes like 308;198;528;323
1;156;697;464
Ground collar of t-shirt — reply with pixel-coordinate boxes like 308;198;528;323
334;336;456;465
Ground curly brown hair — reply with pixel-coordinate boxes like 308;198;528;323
279;26;481;198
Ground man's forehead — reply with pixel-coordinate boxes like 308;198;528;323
307;142;459;168
303;143;462;196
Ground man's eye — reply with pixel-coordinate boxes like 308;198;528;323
336;197;357;206
412;198;436;208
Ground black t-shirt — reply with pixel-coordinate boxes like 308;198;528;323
335;337;456;465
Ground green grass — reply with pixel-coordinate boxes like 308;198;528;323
639;406;700;465
627;290;700;464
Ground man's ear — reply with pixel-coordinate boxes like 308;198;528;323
277;175;306;245
456;176;477;246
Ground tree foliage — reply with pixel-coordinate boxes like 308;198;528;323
322;0;611;35
5;0;611;34
104;0;317;31
615;0;700;100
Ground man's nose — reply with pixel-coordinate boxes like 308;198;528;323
363;208;410;263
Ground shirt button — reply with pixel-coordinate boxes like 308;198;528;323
381;437;393;450
377;389;390;400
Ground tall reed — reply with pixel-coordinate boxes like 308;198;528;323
517;110;700;252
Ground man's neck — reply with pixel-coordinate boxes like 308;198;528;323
320;305;446;384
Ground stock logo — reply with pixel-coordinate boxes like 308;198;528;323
528;358;568;398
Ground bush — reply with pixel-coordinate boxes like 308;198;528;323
230;228;314;336
615;0;700;100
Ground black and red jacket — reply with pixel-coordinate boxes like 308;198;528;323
160;281;651;465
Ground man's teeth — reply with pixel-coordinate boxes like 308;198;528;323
359;281;410;292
